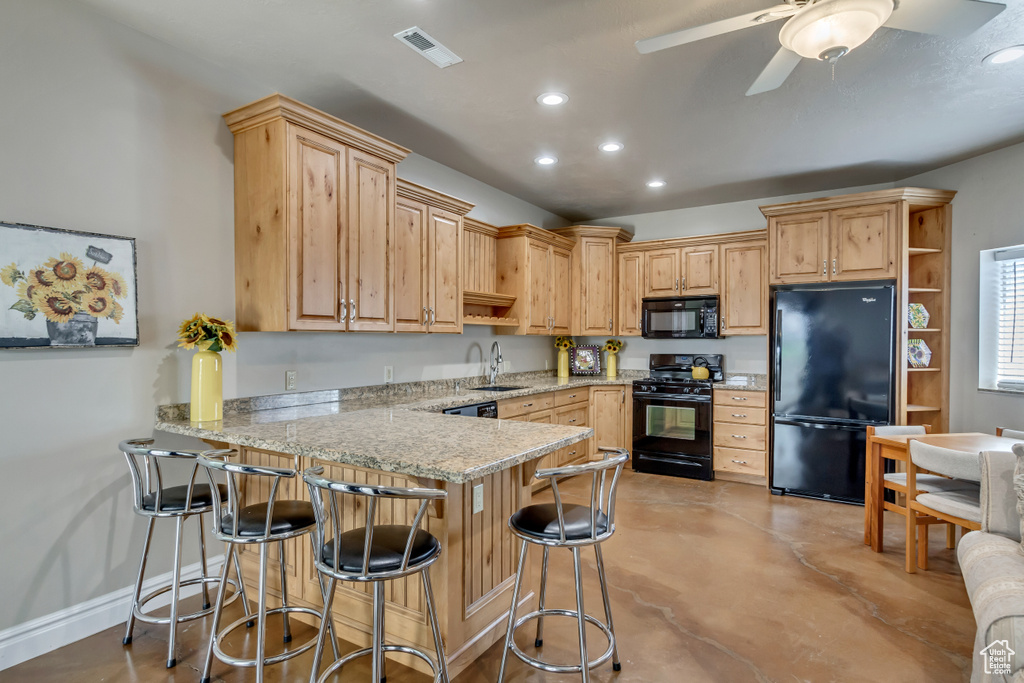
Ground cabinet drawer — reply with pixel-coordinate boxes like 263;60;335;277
554;403;588;427
498;393;553;419
714;446;766;476
554;388;587;406
558;442;587;467
713;405;766;426
713;423;767;450
713;389;766;409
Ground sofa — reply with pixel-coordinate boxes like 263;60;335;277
958;445;1024;683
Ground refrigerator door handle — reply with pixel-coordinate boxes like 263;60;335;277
774;308;783;402
775;417;864;431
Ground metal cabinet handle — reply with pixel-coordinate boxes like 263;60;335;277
681;277;685;289
732;396;748;401
568;393;576;399
569;418;577;423
341;300;348;322
621;390;625;403
732;434;747;439
569;450;576;457
722;315;726;330
823;260;827;277
523;402;533;408
609;318;613;330
833;258;837;275
731;459;748;465
731;413;747;418
430;307;436;325
423;306;429;326
350;299;355;321
675;277;679;290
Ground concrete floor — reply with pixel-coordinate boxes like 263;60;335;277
5;469;975;682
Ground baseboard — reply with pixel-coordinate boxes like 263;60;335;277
0;554;225;671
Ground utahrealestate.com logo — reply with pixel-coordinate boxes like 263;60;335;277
980;640;1015;676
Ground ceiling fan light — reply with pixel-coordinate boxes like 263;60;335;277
779;0;893;61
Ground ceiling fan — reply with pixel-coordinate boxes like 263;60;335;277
635;0;1006;95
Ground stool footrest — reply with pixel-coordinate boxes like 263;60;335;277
316;643;443;683
509;608;615;673
132;576;242;626
213;605;322;668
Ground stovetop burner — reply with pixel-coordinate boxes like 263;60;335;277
633;354;724;397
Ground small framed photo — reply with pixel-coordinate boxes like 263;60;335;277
570;345;602;375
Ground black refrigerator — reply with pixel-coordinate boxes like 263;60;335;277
769;281;896;504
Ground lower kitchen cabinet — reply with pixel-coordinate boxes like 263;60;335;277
712;388;767;481
590;386;632;454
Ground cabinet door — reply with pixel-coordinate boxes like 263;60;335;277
527;241;552;334
721;240;767;335
347;149;394;331
681;245;718;294
287;129;347;331
394;197;428;333
428;208;462;333
644;248;681;297
617;252;642;336
580;237;615;335
830;204;897;281
591;387;627;451
550;247;572;335
768;212;829;285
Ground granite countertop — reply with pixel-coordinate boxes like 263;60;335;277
155;371;642;484
717;373;769;392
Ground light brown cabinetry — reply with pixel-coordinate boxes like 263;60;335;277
551;226;634;336
712;389;767;480
590;386;631;453
496;225;575;336
617;252;643;336
644;247;682;297
394;179;473;334
643;245;719;298
225;94;409;332
720;240;767;335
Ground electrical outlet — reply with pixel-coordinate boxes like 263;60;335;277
384;366;394;383
285;370;296;391
472;484;484;514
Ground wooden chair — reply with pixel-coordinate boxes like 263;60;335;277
905;441;982;573
997;427;1024;439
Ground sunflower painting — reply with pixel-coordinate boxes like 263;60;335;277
0;222;137;348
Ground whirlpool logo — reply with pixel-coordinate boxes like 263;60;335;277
862;297;877;303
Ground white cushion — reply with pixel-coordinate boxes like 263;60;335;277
910;441;983;482
917;487;982;524
883;472;976;493
1001;428;1024;440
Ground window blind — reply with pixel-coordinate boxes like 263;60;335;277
996;249;1024;390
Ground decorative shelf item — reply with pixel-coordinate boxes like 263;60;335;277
570;344;601;376
907;303;930;329
907;338;932;369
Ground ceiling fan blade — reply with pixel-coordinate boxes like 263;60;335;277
746;48;803;96
884;0;1005;38
636;5;796;55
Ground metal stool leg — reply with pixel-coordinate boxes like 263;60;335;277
256;543;270;683
166;516;185;668
594;544;620;671
497;539;529;683
422;569;450;683
200;545;235;683
279;540;292;644
371;582;386;683
572;547;590;683
232;548;254;627
535;546;549;647
122;517;154;646
197;513;211;610
308;576;337;683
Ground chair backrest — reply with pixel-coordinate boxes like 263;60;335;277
303;467;446;580
120;438;204;515
909;441;982;482
980;449;1022;541
534;447;630;543
997;428;1024;440
198;449;298;542
867;424;930;437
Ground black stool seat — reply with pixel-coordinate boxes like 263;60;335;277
510;503;609;541
321;525;440;573
142;483;227;512
220;500;315;537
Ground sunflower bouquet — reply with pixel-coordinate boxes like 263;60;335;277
178;313;238;353
1;253;127;324
602;339;624;353
554;336;575;351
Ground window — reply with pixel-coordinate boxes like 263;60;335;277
996;247;1024;390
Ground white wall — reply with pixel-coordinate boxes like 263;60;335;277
0;0;563;635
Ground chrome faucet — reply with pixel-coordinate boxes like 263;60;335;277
489;341;503;385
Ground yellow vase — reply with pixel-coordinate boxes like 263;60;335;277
558;348;570;378
607;352;617;378
191;349;223;423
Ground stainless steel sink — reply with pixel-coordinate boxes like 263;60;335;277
473;386;526;392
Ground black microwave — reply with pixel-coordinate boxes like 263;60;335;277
641;296;720;339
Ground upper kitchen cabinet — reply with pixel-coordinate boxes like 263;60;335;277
720;239;767;336
394;179;473;334
643;245;719;297
224;94;409;332
767;211;830;285
551;226;633;336
644;247;681;297
495;225;575;335
617;251;643;336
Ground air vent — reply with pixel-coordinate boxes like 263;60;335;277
394;27;463;69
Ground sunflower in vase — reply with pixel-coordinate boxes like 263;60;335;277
177;313;238;353
554;336;576;351
603;339;624;377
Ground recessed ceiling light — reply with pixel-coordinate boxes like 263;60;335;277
535;156;558;166
983;45;1024;65
537;92;569;106
599;141;624;153
646;180;666;188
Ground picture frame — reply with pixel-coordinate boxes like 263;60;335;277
0;221;139;348
570;344;602;375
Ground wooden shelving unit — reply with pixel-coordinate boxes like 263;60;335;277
462;289;518;326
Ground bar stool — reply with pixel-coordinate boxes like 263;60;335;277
198;449;338;683
120;438;249;668
498;448;629;683
303;466;450;683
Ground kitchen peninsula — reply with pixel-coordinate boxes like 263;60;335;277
155;372;633;677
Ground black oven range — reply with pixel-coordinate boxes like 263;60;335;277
632;354;724;480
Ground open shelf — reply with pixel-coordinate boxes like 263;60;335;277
908;287;942;293
463;314;519;327
906;404;941;412
908;247;942;256
463;290;516;308
908;367;941;372
463;290;517;327
907;328;940;333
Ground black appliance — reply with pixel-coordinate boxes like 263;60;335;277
642;296;720;339
442;401;498;418
632;353;724;480
769;281;896;504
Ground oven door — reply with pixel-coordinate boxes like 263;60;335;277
642;297;715;339
632;393;712;458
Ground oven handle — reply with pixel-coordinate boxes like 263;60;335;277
632;392;711;402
